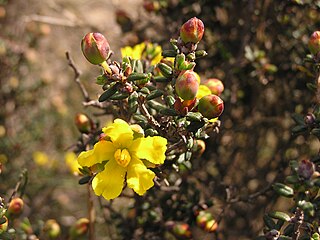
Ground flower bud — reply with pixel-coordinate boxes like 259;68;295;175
204;219;218;233
69;218;89;239
8;197;24;215
81;33;110;65
180;17;204;44
308;31;320;55
175;70;199;100
304;113;316;126
204;78;224;96
0;216;8;233
74;113;94;134
43;219;61;239
196;211;213;229
198;94;224;119
297;159;315;179
172;222;192;238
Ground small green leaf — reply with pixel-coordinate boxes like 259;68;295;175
268;211;291;222
272;183;294;198
78;175;92;185
263;215;276;229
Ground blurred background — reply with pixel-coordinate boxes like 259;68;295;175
1;0;320;239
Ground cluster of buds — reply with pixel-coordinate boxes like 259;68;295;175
195;210;218;233
79;16;224;176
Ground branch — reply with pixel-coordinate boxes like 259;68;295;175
66;51;90;102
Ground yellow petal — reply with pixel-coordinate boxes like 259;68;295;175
132;136;167;165
121;46;133;58
196;85;211;99
33;151;49;166
77;140;115;167
65;151;81;175
92;160;126;200
127;157;155;196
102;119;133;148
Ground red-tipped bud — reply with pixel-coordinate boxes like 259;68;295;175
198;94;224;119
196;211;213;229
204;78;224;96
81;33;110;65
43;219;61;239
8;197;24;215
180;17;204;44
172;222;192;238
74;113;94;134
175;70;199;100
204;219;218;233
308;31;320;55
297;159;315;179
143;1;160;12
69;218;89;239
0;216;8;233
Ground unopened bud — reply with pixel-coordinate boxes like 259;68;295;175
172;222;192;238
204;219;218;233
69;218;89;239
175;70;199;100
43;219;61;239
308;31;320;55
304;113;316;126
143;0;160;12
74;113;94;134
81;33;110;65
198;94;224;119
0;216;8;233
297;159;315;179
8;197;24;215
196;211;213;229
204;78;224;96
180;17;204;44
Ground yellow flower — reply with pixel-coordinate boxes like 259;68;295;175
33;151;49;166
77;119;167;200
121;42;162;66
196;85;211;99
65;151;81;175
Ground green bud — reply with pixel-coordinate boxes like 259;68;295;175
69;218;89;239
43;219;61;239
204;78;224;96
81;33;110;65
195;50;208;58
308;31;320;55
198;94;224;119
175;70;199;100
180;17;204;44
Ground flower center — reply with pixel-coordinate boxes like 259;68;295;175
114;149;131;167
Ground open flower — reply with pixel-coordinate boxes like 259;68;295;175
77;119;167;200
121;42;162;65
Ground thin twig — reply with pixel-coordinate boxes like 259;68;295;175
66;51;90;102
23;14;78;27
87;185;95;240
291;208;304;240
7;169;28;207
137;97;161;129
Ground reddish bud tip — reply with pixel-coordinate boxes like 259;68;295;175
81;33;110;65
74;113;94;134
198;94;224;119
172;223;192;238
309;31;320;55
175;70;200;100
69;218;90;238
297;159;315;179
8;197;24;215
180;17;204;44
44;219;61;239
204;78;224;96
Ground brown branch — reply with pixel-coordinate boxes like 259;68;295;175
87;185;95;240
137;97;161;129
66;51;90;102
